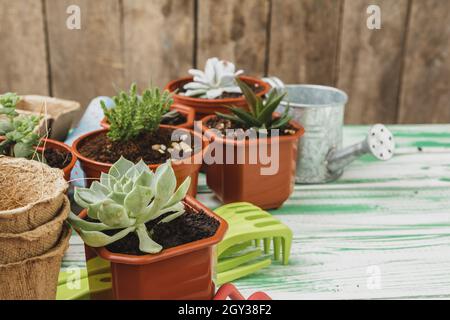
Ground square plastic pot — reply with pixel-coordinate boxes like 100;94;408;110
79;196;228;300
200;115;304;209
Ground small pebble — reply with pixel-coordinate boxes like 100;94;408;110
152;144;161;151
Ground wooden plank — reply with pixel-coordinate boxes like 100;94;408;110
337;0;409;125
269;0;342;85
45;0;124;110
122;0;195;89
0;0;49;95
197;0;270;77
398;0;450;124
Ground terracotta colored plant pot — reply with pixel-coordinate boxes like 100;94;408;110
100;104;195;130
0;137;76;181
79;196;228;300
164;76;271;119
72;126;206;197
199;115;305;209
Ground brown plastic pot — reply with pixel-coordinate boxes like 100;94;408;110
72;126;206;197
79;196;228;300
164;76;271;119
100;104;195;130
199;115;305;209
0;137;76;181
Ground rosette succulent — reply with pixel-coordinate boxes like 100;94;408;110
183;57;244;99
68;157;190;254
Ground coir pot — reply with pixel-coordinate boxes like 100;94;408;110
72;125;206;197
199;115;305;209
79;196;228;300
100;104;195;130
164;76;271;119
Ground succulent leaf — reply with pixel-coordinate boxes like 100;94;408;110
78;227;135;248
136;225;163;254
184;57;244;99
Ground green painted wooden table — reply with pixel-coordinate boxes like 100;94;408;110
62;125;450;299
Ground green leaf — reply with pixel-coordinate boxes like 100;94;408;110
215;112;247;126
75;188;106;206
98;202;132;228
229;107;261;127
235;78;258;116
124;185;153;216
256;92;286;126
78;227;135;248
108;191;127;205
109;156;134;179
134;170;154;188
91;181;110;196
13;142;34;158
136;225;163;254
165;176;190;208
100;173;117;190
134;160;150;174
154;162;177;203
68;212;115;232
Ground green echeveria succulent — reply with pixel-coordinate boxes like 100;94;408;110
0;92;20;118
68;157;191;254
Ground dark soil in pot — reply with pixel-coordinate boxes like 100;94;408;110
86;204;219;256
78;127;196;165
161;113;187;126
43;148;73;169
178;81;265;99
205;116;298;137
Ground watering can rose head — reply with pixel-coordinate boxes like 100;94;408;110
68;157;191;254
183;57;244;99
216;78;293;131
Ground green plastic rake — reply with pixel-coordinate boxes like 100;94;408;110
215;202;293;284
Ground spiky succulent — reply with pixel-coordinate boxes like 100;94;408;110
183;57;244;99
102;83;174;142
68;157;191;254
217;78;292;131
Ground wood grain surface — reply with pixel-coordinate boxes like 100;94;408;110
0;0;49;95
337;0;410;124
398;0;450;124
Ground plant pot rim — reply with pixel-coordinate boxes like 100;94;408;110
38;138;78;177
100;104;195;130
72;125;207;170
0;137;76;177
78;196;228;265
165;76;271;105
199;114;305;146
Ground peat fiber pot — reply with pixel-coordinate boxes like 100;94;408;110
200;115;305;209
0;196;70;264
72;126;206;197
164;76;271;119
79;196;228;300
0;225;71;300
0;156;68;234
0;137;77;181
100;104;195;130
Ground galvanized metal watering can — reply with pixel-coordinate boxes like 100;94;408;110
263;78;396;184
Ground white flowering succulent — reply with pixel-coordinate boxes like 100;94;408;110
68;157;190;254
183;57;244;99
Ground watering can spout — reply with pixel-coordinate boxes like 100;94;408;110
327;124;396;174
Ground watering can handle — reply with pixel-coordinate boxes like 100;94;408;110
262;77;286;95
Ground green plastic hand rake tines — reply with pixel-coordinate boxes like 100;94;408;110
214;202;293;284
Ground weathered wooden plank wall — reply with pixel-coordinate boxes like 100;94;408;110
0;0;449;124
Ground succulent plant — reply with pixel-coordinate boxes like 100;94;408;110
102;83;174;142
0;92;44;159
68;157;191;254
216;78;292;131
0;92;20;118
183;57;244;99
